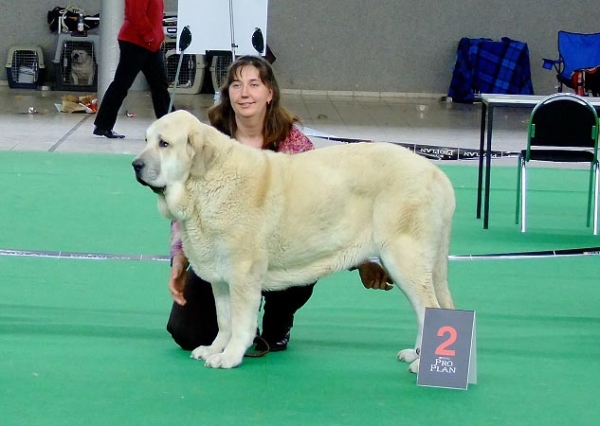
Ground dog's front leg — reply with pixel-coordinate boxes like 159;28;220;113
206;261;267;368
204;278;262;369
190;281;231;361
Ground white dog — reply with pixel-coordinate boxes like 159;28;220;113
133;110;456;373
70;50;95;85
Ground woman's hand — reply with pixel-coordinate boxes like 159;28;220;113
357;262;393;291
169;251;190;305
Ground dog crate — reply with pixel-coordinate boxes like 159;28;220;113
161;39;205;94
52;33;99;92
5;46;45;89
209;53;233;93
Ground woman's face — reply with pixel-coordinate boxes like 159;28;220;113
228;65;273;120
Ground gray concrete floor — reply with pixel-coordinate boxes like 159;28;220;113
0;86;532;160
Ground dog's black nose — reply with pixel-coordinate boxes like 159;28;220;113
132;158;144;174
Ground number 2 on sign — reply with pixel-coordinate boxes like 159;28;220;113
435;326;457;356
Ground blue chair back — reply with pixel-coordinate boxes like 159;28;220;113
558;31;600;80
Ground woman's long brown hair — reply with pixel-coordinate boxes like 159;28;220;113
207;55;299;151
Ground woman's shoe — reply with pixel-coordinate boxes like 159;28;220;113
254;330;290;352
93;127;125;138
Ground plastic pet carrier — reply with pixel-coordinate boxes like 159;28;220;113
161;39;205;94
209;53;233;93
52;34;99;92
6;46;45;89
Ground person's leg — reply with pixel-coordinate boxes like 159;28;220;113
140;49;171;118
166;269;219;350
258;283;316;351
94;41;144;134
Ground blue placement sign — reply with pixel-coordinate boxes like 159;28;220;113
417;308;477;390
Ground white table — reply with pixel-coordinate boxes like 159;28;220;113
477;93;600;229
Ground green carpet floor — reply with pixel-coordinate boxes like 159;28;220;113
0;152;599;426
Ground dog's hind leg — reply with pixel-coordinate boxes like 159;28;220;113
379;237;441;373
432;223;455;310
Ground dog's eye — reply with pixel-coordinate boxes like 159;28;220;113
159;140;169;148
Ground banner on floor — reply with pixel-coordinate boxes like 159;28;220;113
1;246;599;262
302;127;518;161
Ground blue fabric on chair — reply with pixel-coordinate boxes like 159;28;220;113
448;37;534;103
542;31;600;92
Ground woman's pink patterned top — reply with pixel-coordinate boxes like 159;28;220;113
170;126;313;258
277;126;314;154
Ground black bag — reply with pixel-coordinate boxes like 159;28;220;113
47;6;99;33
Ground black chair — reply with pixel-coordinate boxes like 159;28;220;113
515;93;599;234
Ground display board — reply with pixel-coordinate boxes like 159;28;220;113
177;0;268;56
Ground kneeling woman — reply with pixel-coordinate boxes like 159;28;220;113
166;56;391;352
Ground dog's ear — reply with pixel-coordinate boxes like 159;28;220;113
187;124;216;178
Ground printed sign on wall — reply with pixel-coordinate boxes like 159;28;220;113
177;0;268;56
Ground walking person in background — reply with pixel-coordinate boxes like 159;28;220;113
93;0;170;139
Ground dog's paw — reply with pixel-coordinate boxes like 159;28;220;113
190;345;220;361
408;358;420;374
397;348;419;363
204;353;242;369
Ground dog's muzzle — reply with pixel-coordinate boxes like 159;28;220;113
132;158;165;194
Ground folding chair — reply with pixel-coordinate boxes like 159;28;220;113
515;93;599;234
542;31;600;95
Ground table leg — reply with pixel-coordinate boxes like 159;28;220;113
483;106;494;229
476;103;487;218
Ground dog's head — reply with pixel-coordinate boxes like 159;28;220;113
132;110;218;196
71;49;90;64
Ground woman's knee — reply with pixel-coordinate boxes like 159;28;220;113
165;271;219;350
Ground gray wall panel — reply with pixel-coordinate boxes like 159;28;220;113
1;1;598;95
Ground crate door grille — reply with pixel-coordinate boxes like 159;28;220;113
210;55;233;93
162;41;197;88
12;50;40;83
60;40;96;85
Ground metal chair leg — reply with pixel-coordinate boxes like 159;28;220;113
515;154;522;224
520;160;527;232
593;162;599;236
587;162;594;227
